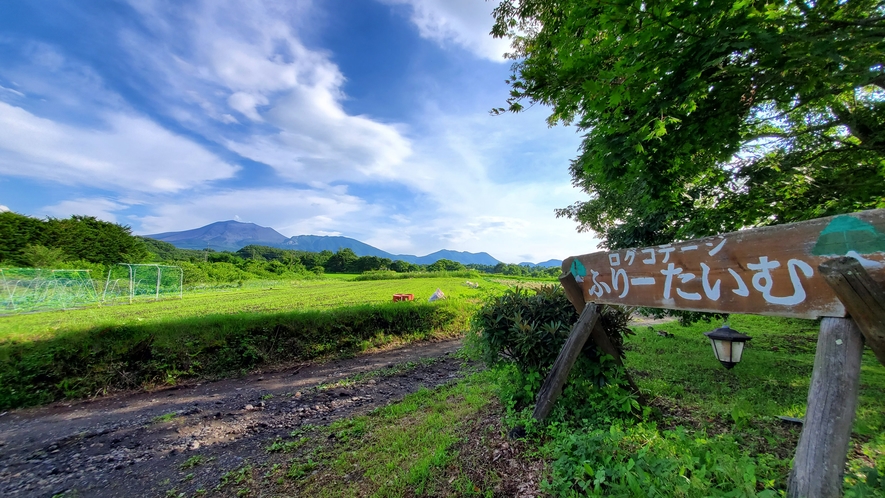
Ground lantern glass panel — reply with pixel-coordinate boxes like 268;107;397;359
731;341;745;363
711;339;731;362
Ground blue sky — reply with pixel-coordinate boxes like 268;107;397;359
0;0;601;263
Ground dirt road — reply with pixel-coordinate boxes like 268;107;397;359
0;339;467;497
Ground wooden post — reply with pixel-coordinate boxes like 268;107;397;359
788;317;864;498
532;303;601;422
818;256;885;367
560;272;624;363
559;272;646;404
559;271;585;314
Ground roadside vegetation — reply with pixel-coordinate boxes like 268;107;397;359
193;292;884;497
0;212;561;291
0;277;505;410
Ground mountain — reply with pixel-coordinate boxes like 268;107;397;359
146;220;288;251
280;235;392;258
408;250;499;266
145;221;503;266
518;259;563;268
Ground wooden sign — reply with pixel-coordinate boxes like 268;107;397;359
561;209;885;319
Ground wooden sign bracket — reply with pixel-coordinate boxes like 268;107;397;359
819;256;885;367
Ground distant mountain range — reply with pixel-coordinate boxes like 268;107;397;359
144;220;563;267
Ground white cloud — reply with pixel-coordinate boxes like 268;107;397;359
227;85;412;182
227;92;267;122
0;1;598;264
5;42;128;115
135;186;371;236
121;0;413;183
0;204;9;212
0;101;238;193
0;85;24;98
41;198;129;223
359;108;603;262
381;0;510;61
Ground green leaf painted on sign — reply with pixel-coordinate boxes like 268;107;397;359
812;216;885;256
570;259;586;278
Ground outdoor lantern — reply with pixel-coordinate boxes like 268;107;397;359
704;325;752;370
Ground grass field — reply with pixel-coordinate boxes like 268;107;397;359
630;316;885;493
0;277;509;409
0;277;504;343
4;276;883;494
191;314;885;496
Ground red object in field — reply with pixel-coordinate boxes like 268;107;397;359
392;294;414;302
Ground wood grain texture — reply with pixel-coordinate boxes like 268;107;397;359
558;272;585;314
819;257;885;367
788;317;864;498
560;209;885;318
532;304;601;422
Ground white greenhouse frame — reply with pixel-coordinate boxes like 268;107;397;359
103;264;183;304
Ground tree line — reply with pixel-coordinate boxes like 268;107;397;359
0;212;560;282
0;211;148;267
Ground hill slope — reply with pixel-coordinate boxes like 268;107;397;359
145;221;502;266
147;221;288;251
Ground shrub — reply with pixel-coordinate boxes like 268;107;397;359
472;285;633;374
473;285;577;373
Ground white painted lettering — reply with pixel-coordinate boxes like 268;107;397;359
589;269;611;297
728;268;749;297
700;263;721;300
630;277;655;285
610;268;629;298
708;239;726;256
625;250;636;265
748;257;781;297
660;263;683;299
677;288;702;300
674;272;701;300
658;246;675;263
759;259;814;305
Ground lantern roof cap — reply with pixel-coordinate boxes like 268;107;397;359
704;325;752;342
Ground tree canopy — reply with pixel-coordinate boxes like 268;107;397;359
0;212;148;266
492;0;885;249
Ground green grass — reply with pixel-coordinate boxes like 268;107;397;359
0;277;503;343
152;412;178;423
0;277;507;409
321;381;492;497
353;270;484;281
179;455;204;470
493;314;882;495
223;369;500;497
632;315;885;439
192;315;885;496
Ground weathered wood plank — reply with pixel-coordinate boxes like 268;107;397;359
788;317;864;498
558;271;586;314
819;257;885;367
559;272;645;403
560;272;623;363
561;209;885;318
532;304;601;422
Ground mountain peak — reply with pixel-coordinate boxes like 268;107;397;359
144;220;555;266
145;220;288;250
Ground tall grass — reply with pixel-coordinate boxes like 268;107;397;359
0;300;471;410
0;277;502;410
353;270;483;281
